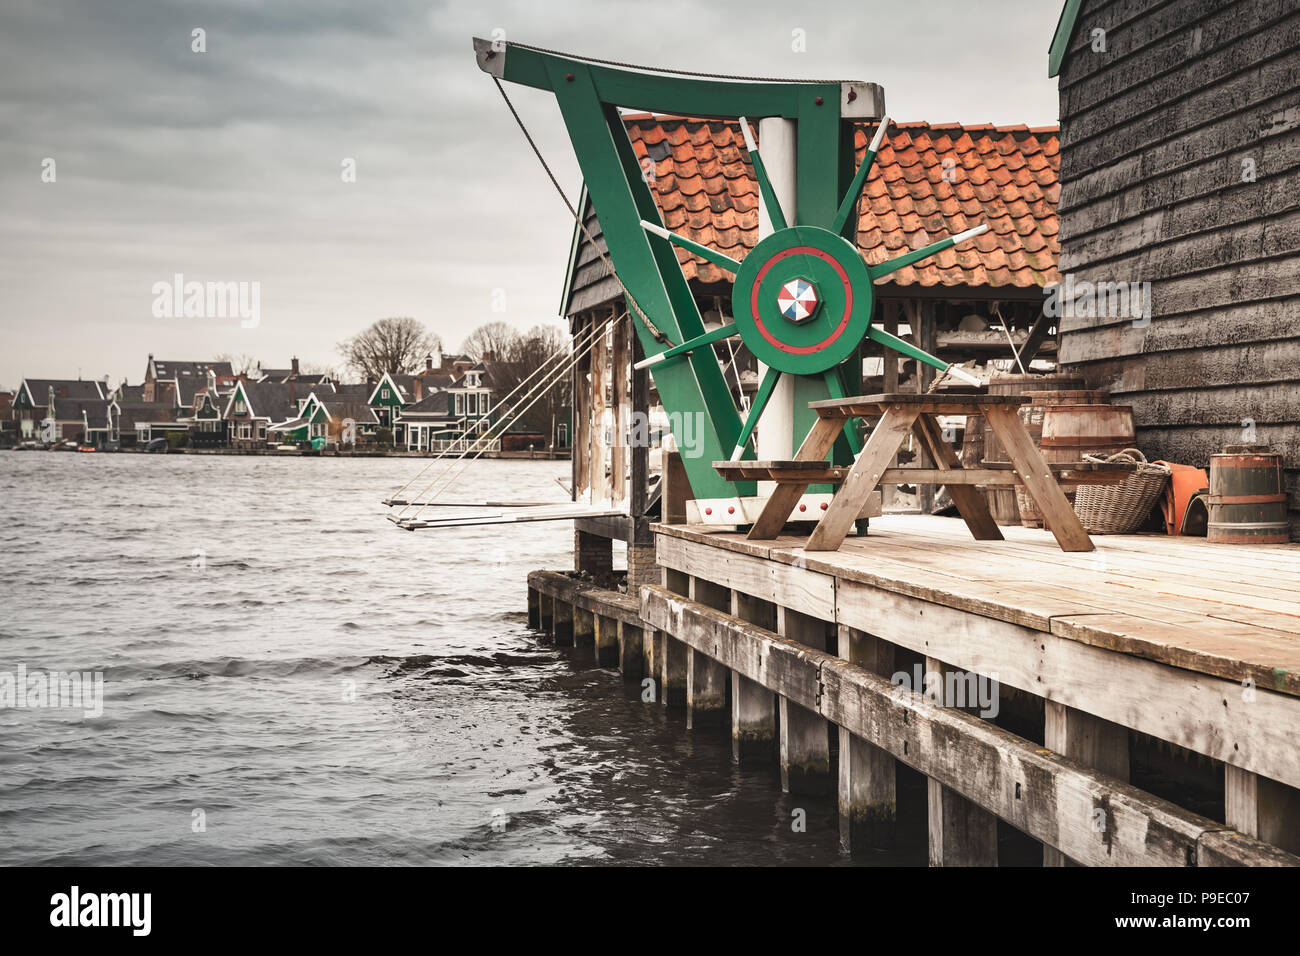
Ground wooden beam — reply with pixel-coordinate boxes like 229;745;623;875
611;313;630;505
1019;308;1054;366
589;318;608;503
639;586;1297;867
880;301;900;511
630;326;651;535
573;316;591;498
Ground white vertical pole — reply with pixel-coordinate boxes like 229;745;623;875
755;117;797;490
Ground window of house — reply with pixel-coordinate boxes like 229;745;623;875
257;424;266;439
479;391;490;413
467;393;477;415
455;394;464;416
235;400;246;414
382;388;390;400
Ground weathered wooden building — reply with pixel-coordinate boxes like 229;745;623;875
1050;0;1300;536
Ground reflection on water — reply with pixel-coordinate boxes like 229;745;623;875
0;453;894;865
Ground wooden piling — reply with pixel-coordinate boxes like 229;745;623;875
777;606;832;796
730;590;776;762
573;606;595;647
838;624;897;853
527;587;540;630
686;577;730;729
594;613;619;667
618;621;644;681
925;656;998;866
553;600;574;647
539;591;553;635
1043;701;1130;866
1226;766;1300;856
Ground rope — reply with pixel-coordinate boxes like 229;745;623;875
491;76;673;346
386;318;600;504
395;316;613;522
391;316;608;516
402;316;612;519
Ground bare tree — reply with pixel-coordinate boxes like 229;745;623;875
484;322;571;439
460;321;520;363
302;362;339;380
338;318;441;382
215;352;259;377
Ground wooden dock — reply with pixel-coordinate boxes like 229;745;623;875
527;515;1300;866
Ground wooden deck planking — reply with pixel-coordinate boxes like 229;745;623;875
654;516;1300;698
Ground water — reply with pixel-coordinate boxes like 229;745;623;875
0;453;873;865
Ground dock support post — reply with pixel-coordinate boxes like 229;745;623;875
777;607;832;796
553;600;574;647
527;587;540;630
730;590;776;762
662;636;688;709
838;624;897;853
661;569;690;707
573;606;595;648
594;614;619;667
1226;766;1300;856
618;621;644;681
926;656;998;866
1043;701;1130;866
641;629;662;701
686;577;730;730
687;648;728;729
540;592;554;635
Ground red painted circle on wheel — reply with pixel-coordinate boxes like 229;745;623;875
749;246;853;355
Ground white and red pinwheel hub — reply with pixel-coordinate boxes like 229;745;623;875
776;277;820;323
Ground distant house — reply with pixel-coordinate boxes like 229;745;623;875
10;378;112;443
143;356;236;411
270;387;381;447
110;380;182;446
223;380;306;448
313;385;381;446
0;390;13;445
187;371;231;448
256;356;332;387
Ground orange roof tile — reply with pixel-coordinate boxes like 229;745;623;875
621;116;1060;289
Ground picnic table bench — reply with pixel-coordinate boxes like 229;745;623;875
713;392;1136;553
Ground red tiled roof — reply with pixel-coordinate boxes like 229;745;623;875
623;116;1060;289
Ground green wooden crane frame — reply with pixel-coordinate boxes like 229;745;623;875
475;39;983;506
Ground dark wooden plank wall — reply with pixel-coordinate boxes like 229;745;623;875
1055;0;1300;536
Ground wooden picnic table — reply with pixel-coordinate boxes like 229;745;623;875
714;392;1135;553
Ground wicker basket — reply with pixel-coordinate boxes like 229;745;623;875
1073;448;1171;534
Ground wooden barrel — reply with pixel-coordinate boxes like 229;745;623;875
1040;405;1134;464
1014;389;1106;527
982;374;1088;525
1207;450;1290;544
1038;405;1136;527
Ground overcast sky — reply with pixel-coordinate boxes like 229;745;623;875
0;0;1062;388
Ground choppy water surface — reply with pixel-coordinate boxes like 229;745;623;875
0;454;877;865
